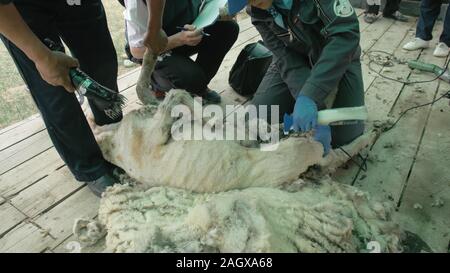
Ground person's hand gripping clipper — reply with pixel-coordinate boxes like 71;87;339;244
284;95;369;157
292;95;332;156
44;39;126;120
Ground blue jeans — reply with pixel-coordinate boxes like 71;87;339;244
416;0;450;46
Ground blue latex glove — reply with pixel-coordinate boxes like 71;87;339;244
314;125;332;156
292;95;318;132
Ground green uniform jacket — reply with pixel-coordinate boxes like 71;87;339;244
248;0;361;106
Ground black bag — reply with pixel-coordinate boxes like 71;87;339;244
229;41;273;96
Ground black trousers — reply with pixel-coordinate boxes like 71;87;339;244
0;0;121;181
384;0;402;16
151;21;240;95
367;0;401;16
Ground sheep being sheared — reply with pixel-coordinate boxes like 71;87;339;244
96;89;326;193
95;88;382;193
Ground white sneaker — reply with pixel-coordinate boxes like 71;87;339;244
403;37;430;51
433;42;449;57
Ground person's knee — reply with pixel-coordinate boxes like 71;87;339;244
172;69;209;95
215;20;240;45
225;20;240;41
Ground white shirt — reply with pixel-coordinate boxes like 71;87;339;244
124;0;149;48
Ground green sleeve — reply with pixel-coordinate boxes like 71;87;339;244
252;19;311;96
300;0;361;104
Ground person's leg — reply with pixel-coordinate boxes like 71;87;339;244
0;39;110;182
383;0;400;16
383;0;408;21
152;53;210;96
1;1;114;182
364;0;381;24
416;0;443;41
56;0;122;126
366;0;381;14
250;61;296;124
195;20;240;83
439;4;450;46
330;60;365;147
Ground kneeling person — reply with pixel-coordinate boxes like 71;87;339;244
124;0;240;103
228;0;366;155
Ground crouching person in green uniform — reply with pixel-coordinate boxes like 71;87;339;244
228;0;365;155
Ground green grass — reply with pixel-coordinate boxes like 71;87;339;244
0;1;137;129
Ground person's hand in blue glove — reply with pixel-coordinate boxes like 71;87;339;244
292;95;318;132
314;125;332;156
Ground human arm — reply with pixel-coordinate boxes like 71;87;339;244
143;0;168;54
0;2;79;92
130;24;202;59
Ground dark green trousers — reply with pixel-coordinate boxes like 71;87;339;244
251;59;365;147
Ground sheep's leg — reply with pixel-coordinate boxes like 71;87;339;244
149;89;198;145
136;50;159;106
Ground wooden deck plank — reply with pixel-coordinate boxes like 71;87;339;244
0;222;56;253
0;149;63;198
395;85;450;252
352;22;447;199
0;131;52;175
364;24;420;121
360;19;395;90
333;22;445;189
329;23;450;252
0;203;26;236
0;114;41;136
34;186;99;249
332;21;420;185
9;167;83;218
0;115;44;152
362;19;417;95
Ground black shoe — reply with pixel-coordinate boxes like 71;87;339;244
203;90;222;104
364;13;378;24
401;230;433;253
383;11;408;22
87;171;121;197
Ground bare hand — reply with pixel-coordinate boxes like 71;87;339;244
144;29;168;54
177;24;203;47
35;51;79;92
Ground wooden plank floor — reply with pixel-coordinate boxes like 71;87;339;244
1;10;449;253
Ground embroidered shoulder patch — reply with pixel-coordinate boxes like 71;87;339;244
333;0;354;17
